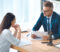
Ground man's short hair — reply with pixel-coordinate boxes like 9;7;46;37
43;1;53;8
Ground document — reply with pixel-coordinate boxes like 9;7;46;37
19;38;32;47
26;31;48;40
29;37;42;40
55;44;60;48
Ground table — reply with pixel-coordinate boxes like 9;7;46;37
11;32;60;52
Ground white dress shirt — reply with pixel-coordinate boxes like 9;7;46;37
46;15;54;39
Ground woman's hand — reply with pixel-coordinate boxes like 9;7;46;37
12;24;19;31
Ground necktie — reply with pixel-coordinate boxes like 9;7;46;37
47;18;51;34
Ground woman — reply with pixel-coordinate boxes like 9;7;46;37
0;13;21;52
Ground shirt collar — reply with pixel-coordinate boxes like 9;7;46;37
46;12;53;19
46;15;52;19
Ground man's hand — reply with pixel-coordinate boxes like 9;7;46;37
42;35;49;40
31;34;37;39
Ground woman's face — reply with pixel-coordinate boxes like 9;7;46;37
11;18;16;27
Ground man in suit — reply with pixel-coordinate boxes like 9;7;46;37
31;1;60;39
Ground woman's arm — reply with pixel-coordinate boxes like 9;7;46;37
3;29;20;46
11;24;21;40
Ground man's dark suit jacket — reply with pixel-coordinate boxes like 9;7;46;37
32;12;60;39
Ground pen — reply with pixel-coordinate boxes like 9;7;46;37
27;33;30;37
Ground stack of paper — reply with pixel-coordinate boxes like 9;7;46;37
55;44;60;48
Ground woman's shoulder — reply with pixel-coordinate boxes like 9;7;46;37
0;29;11;37
2;29;11;34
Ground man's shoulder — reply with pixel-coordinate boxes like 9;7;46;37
40;12;44;16
40;12;45;18
53;11;60;22
53;11;60;17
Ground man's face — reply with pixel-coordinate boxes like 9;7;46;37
43;7;53;17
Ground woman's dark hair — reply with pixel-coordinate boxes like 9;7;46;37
0;13;15;33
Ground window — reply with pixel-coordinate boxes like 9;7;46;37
0;0;41;31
